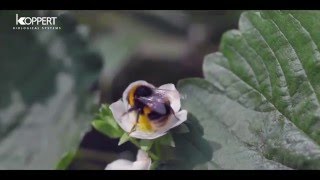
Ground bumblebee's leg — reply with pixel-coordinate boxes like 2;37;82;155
169;107;180;121
121;106;137;117
128;109;141;135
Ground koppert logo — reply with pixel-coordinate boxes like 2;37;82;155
13;14;61;30
16;14;57;25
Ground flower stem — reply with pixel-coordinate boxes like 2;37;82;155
147;151;159;161
129;138;140;147
129;138;159;161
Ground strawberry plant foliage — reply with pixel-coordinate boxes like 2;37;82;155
0;11;102;169
178;11;320;169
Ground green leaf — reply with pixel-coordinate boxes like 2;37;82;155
56;151;77;170
92;120;122;139
118;133;130;146
172;123;190;134
178;10;320;169
153;115;213;170
158;133;175;147
91;104;123;138
179;79;291;169
150;161;161;170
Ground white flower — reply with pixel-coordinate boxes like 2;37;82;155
110;80;188;139
105;149;152;170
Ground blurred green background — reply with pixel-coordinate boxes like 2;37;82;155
0;10;242;169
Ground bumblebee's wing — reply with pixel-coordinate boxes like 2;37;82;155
152;86;182;113
153;88;181;99
136;96;167;115
153;88;178;93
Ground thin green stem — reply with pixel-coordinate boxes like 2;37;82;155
148;151;159;161
129;138;140;147
129;138;159;161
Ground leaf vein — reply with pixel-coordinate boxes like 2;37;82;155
248;18;293;118
241;34;273;97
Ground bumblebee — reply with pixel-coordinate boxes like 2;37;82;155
122;83;180;134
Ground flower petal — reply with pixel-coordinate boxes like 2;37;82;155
105;150;151;170
129;109;188;139
109;99;136;133
172;109;188;128
157;109;188;134
133;150;152;169
122;80;155;108
158;83;181;112
130;130;167;140
136;149;149;161
105;159;134;170
133;161;152;170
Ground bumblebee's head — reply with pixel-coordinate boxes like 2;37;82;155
122;81;155;107
128;85;153;107
134;85;153;97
